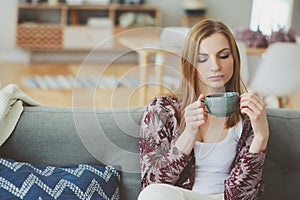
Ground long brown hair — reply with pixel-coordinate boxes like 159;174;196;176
177;19;245;131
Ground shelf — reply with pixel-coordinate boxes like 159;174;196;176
67;9;110;25
246;47;266;55
18;23;62;27
18;8;62;24
16;3;161;51
17;3;65;9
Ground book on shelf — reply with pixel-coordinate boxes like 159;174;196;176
70;10;79;25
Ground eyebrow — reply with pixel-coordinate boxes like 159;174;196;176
199;48;231;55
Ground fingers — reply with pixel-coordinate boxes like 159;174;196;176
240;92;264;107
240;92;269;146
198;94;205;101
188;107;206;116
184;98;205;117
240;92;266;120
185;109;207;122
184;94;208;130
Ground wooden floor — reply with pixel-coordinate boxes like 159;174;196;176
0;62;299;110
0;62;168;109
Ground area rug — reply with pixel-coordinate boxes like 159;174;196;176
23;75;179;90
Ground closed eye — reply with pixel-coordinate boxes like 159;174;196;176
198;58;208;63
198;55;208;63
219;54;230;59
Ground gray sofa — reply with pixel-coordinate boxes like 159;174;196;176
0;106;299;200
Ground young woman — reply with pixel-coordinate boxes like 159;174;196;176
138;19;269;200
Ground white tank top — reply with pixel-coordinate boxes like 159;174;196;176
192;120;242;194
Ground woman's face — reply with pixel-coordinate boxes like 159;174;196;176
196;33;234;94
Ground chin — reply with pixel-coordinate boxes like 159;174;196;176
207;84;226;92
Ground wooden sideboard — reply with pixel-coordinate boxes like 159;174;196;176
16;3;161;51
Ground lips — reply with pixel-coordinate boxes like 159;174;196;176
208;75;224;81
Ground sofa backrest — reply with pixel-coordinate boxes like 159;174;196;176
260;108;300;199
0;106;299;200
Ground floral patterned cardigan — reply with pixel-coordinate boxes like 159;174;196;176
139;96;266;200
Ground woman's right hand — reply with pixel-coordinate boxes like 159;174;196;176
183;94;207;136
175;94;207;155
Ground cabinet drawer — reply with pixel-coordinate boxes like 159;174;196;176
63;27;113;49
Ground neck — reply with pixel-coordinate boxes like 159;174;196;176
199;85;226;96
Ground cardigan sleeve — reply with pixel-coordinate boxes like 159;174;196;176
224;117;266;200
139;96;193;189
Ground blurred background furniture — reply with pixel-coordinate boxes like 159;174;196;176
154;26;190;92
249;42;300;108
236;41;250;87
119;27;189;105
182;0;207;27
181;14;207;27
16;3;161;51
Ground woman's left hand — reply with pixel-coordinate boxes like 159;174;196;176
240;92;269;152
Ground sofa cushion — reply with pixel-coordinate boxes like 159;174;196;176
0;158;120;200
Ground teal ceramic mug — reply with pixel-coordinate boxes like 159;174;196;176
200;92;240;117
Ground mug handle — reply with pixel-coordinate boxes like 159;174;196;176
199;98;210;114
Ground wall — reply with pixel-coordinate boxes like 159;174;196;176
200;0;252;28
146;0;252;28
0;0;29;62
292;0;300;33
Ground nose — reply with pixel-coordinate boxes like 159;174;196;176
209;56;221;71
